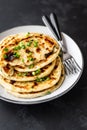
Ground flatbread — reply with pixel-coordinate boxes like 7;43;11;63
0;59;56;81
0;57;62;93
14;50;59;72
0;33;60;68
6;65;65;98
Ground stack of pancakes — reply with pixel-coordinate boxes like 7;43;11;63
0;33;65;98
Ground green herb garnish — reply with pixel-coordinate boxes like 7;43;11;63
32;69;41;76
46;91;51;95
17;73;22;76
28;52;32;56
28;57;34;61
33;41;38;47
36;76;49;82
23;72;28;76
35;69;41;75
19;41;23;46
27;40;32;47
36;77;43;82
13;46;21;50
13;52;20;58
22;58;24;63
3;54;8;59
21;45;26;49
4;48;8;52
29;64;34;69
46;77;50;80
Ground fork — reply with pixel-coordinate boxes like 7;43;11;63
42;13;81;74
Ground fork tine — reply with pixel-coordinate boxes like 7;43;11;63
68;59;77;73
63;61;72;75
63;62;69;75
66;60;74;74
71;58;79;73
71;57;82;71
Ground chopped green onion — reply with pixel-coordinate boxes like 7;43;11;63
33;41;38;47
28;57;34;61
36;77;43;82
22;58;24;63
21;45;26;49
17;73;22;76
46;77;50;80
3;54;8;59
32;69;41;76
19;42;24;46
36;76;49;82
23;72;28;76
28;52;32;56
13;46;21;50
27;40;32;46
35;69;41;75
4;48;8;52
29;64;34;69
46;91;51;95
13;52;20;58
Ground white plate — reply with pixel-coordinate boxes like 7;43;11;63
0;25;84;104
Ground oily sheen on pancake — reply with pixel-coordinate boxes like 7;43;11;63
6;65;65;98
0;33;60;67
0;32;65;99
0;57;62;93
0;59;56;81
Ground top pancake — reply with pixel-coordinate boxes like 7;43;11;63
0;33;60;71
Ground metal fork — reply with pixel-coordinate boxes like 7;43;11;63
42;13;81;74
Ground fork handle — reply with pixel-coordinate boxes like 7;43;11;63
42;15;60;41
50;13;67;52
50;13;62;41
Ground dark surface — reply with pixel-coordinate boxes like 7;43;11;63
0;0;87;130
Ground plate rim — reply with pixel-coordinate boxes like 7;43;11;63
0;25;84;104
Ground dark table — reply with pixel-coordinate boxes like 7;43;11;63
0;0;87;130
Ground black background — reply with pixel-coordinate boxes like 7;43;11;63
0;0;87;130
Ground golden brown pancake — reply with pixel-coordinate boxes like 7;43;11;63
0;59;56;81
0;33;60;68
6;64;65;98
0;32;65;99
0;57;62;93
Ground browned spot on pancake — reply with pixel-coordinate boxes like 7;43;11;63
34;82;38;86
46;47;50;51
10;80;16;84
39;59;47;62
1;45;4;49
16;66;25;69
26;49;30;53
45;51;53;58
50;77;56;80
36;48;41;53
40;34;43;36
41;68;45;72
5;51;15;61
40;43;44;48
31;82;38;88
15;85;29;89
43;65;48;69
3;64;10;73
45;38;54;45
54;65;58;69
27;72;32;76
